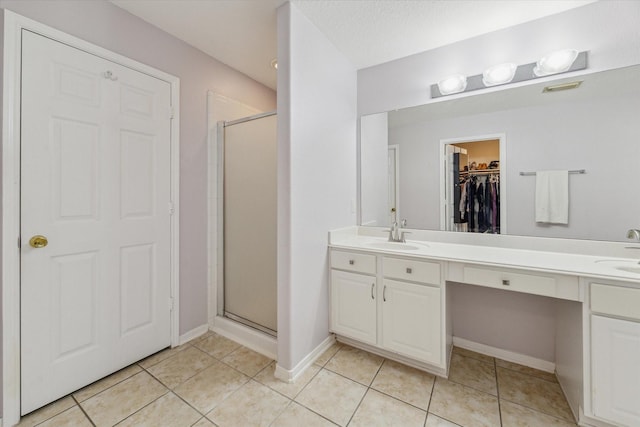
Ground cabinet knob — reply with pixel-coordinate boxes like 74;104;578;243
406;267;412;274
502;279;510;286
349;259;355;265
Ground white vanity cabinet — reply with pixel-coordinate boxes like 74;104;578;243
330;249;444;369
588;282;640;426
330;251;377;345
381;257;442;365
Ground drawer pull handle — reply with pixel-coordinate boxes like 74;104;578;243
502;279;510;286
371;283;375;299
349;259;355;265
406;267;412;274
383;285;387;302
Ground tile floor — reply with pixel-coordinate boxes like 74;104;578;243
18;333;578;427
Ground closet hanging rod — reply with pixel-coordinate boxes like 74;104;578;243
461;169;500;175
519;169;586;176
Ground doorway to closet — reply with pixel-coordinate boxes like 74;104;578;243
441;135;506;234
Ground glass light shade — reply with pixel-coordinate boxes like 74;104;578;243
438;74;467;95
533;49;579;77
483;63;517;86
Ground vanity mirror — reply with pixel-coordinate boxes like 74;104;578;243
360;65;640;242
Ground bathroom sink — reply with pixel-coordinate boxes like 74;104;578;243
366;242;422;251
594;259;640;274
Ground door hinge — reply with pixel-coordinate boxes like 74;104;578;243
169;106;175;119
169;297;174;311
168;201;175;215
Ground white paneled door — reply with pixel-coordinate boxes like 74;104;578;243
20;30;172;414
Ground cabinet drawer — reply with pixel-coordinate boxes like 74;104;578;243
331;250;376;275
591;283;640;321
383;257;440;285
462;265;580;300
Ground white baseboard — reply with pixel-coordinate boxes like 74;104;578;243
274;335;335;383
453;336;555;373
212;316;277;360
178;324;210;346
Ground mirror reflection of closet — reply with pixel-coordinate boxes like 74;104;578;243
442;137;504;234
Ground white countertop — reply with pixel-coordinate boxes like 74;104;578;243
329;228;640;284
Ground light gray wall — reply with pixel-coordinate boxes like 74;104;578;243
358;1;640;116
0;0;276;339
390;93;640;241
277;2;357;370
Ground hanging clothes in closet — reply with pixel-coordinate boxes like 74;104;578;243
455;173;500;234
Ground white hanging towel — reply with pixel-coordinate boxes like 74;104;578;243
535;170;569;224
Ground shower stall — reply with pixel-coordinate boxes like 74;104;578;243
219;112;277;336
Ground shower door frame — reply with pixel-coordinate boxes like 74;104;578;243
218;111;278;337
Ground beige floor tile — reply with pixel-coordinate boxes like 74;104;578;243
370;359;434;410
314;342;343;366
73;364;142;402
116;392;201;427
191;330;215;344
17;396;76;427
349;389;426;427
207;380;290;427
221;346;272;377
37;406;92;427
324;345;383;386
429;378;500;427
174;359;250;414
80;371;167;426
500;400;577;427
147;346;216;388
295;369;367;426
497;367;574;422
452;347;495;365
496;359;558;383
425;414;461;426
193;333;241;360
271;402;336;427
255;362;321;399
192;418;216;427
448;353;497;395
138;343;192;369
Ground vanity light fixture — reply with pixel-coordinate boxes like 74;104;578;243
482;63;517;86
437;74;467;95
431;50;587;98
533;49;579;77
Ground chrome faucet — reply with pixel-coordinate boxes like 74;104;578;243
388;221;408;243
627;229;640;241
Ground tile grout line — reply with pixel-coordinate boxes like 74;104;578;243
495;356;504;427
71;394;96;427
110;389;171;426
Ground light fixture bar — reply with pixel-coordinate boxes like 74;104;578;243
430;51;588;98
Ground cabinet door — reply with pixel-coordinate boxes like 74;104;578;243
591;315;640;425
382;279;441;365
331;270;377;345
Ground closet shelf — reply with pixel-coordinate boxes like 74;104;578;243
460;169;500;175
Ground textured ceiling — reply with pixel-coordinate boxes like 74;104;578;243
110;0;596;91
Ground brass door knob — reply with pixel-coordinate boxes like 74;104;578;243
29;235;48;248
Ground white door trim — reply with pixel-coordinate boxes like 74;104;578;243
2;11;180;425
